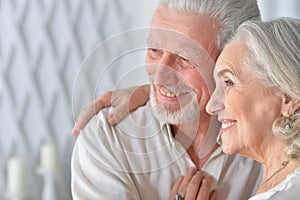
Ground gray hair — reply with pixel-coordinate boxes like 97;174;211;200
232;18;300;160
155;0;261;50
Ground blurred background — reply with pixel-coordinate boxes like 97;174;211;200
0;0;299;199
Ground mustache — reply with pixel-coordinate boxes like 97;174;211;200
148;75;194;94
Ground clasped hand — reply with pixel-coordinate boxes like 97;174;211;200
169;168;216;200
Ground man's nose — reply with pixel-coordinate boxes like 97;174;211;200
155;53;179;85
159;52;176;67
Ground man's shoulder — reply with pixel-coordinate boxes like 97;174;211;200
78;101;163;152
76;102;178;173
81;102;153;133
95;101;161;134
94;101;157;126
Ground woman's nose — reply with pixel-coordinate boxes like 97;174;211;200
206;88;225;115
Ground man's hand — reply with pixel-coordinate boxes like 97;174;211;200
72;84;150;136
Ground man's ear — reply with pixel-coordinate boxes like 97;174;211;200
281;94;300;117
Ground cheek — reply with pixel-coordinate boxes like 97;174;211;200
186;73;211;109
225;95;253;135
234;98;279;141
221;134;243;155
225;90;250;117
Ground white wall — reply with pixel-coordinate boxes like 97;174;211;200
0;0;152;199
258;0;300;20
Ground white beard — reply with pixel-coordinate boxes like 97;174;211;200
149;85;199;124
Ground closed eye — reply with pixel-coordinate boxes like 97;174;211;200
148;48;163;59
177;56;197;69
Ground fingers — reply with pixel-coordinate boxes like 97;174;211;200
169;176;184;200
72;105;95;136
72;85;151;134
108;96;130;126
169;168;196;200
71;127;79;136
209;190;217;200
196;175;214;200
185;171;204;200
108;85;151;126
108;107;126;125
177;168;197;198
128;84;150;110
108;113;117;126
94;92;112;112
170;168;216;200
71;92;113;136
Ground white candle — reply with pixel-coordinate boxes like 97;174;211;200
40;143;58;171
7;157;25;196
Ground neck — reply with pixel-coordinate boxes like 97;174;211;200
187;142;219;169
172;113;220;169
254;139;289;194
256;158;300;194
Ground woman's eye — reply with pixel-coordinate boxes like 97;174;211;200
224;79;234;86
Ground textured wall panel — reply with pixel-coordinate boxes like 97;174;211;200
0;0;152;199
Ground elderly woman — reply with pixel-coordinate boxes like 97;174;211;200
173;18;300;199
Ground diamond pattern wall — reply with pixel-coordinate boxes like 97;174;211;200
0;0;152;199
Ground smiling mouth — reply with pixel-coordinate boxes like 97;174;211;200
222;121;237;129
220;119;237;133
159;87;189;98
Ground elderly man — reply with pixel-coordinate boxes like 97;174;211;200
71;0;262;199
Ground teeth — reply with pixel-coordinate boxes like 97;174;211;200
222;122;236;129
160;88;182;97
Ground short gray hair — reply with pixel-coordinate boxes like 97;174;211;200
232;18;300;160
155;0;261;50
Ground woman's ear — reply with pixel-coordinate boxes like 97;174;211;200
281;94;300;117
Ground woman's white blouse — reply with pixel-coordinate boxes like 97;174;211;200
249;167;300;200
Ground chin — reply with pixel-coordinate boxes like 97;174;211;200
150;86;199;124
221;145;238;155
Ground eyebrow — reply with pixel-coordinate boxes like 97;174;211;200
146;38;157;46
146;38;198;60
217;68;233;77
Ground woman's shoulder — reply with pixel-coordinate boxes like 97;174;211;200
249;167;300;200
